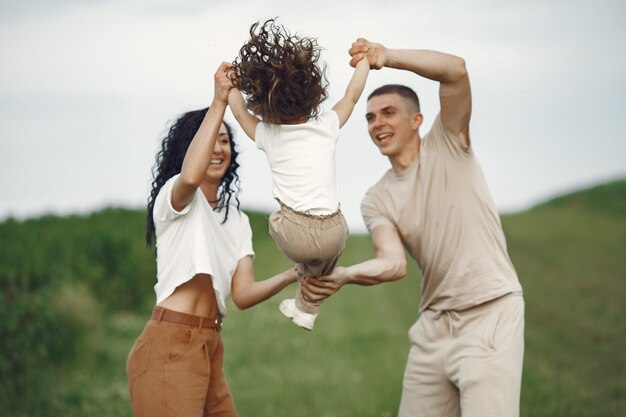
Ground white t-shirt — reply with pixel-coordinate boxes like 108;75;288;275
255;111;340;215
152;174;254;316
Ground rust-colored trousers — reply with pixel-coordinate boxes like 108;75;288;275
126;307;236;417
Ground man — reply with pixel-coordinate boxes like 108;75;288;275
303;39;524;417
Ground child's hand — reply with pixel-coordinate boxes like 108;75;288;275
349;38;387;69
350;51;367;66
353;52;371;70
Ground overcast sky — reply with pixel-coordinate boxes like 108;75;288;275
1;0;624;231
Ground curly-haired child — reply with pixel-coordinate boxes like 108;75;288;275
227;19;369;330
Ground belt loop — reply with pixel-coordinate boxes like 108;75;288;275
198;317;204;330
157;308;165;323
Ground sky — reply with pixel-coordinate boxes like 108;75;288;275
1;0;625;232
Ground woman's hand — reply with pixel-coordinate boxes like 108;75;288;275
214;62;234;104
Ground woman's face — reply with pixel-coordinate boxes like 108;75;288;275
204;123;232;183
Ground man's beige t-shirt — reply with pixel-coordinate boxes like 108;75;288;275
361;114;522;312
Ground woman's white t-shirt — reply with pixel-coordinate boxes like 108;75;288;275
152;174;254;316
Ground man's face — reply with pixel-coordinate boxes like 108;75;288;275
365;93;421;157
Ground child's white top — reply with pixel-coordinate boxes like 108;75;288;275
255;110;340;215
152;174;255;316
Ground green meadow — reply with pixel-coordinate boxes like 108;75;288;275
1;179;624;417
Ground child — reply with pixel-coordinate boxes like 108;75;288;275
227;19;369;330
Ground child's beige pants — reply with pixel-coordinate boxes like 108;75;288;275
269;201;349;314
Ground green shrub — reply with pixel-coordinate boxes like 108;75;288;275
0;208;151;415
0;277;103;415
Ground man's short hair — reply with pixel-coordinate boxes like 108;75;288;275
367;84;420;113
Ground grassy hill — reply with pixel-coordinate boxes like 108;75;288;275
502;178;625;416
1;180;624;417
534;178;626;217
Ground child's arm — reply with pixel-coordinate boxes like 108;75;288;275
332;55;370;128
228;88;260;140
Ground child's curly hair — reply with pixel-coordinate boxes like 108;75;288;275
230;19;328;125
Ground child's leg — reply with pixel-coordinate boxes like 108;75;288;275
294;250;342;314
270;209;348;312
269;206;348;325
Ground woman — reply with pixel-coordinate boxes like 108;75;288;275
126;62;297;417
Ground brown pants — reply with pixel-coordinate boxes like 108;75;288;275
126;307;236;417
269;202;349;314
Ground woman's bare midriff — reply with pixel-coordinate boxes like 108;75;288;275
156;273;221;318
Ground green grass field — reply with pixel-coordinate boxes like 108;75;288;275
2;180;625;417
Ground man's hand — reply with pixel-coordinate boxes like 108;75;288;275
300;266;349;303
214;62;234;104
349;38;387;70
301;225;407;303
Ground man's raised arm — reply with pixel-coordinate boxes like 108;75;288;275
349;38;471;145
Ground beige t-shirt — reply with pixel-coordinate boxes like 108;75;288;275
361;114;522;312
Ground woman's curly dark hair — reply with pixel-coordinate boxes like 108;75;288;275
229;18;328;124
145;108;241;246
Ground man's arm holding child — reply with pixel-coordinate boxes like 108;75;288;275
301;224;407;301
349;38;471;144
